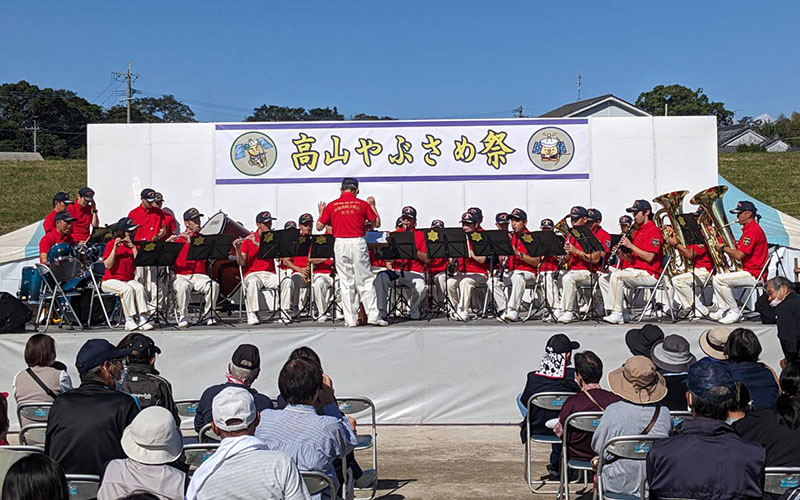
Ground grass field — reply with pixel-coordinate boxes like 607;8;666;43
0;152;797;236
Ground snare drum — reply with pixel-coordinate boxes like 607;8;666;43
47;243;74;264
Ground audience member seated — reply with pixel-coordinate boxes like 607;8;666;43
591;355;671;499
727;381;752;424
194;344;274;432
255;358;357;496
734;361;800;470
553;351;620;462
118;334;179;424
98;406;186;500
725;327;779;410
767;276;800;364
698;325;732;362
1;453;69;500
0;393;35;489
13;334;73;427
647;361;765;500
45;339;139;475
118;494;161;500
187;387;310;500
624;324;665;358
650;334;696;411
519;334;581;479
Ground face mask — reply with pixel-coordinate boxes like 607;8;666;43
770;298;781;308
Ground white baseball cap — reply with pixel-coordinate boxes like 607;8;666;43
212;386;256;432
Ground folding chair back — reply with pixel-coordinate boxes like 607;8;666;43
182;443;220;474
669;411;694;428
635;254;674;323
302;470;336;497
65;474;100;500
175;399;200;429
17;402;53;424
561;411;604;500
596;435;659;500
338;396;378;499
764;467;800;496
34;263;83;332
198;422;221;443
525;392;577;494
737;251;774;318
19;423;47;446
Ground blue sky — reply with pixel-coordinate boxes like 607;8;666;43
1;1;797;122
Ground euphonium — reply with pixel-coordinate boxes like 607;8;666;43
653;190;692;276
553;216;572;271
690;185;742;274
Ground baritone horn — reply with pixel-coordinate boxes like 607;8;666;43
689;185;742;274
553;216;572;271
653;190;693;276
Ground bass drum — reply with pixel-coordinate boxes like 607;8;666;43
201;212;250;238
211;259;242;297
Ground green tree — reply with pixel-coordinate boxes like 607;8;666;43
104;94;196;123
352;113;395;120
246;105;344;122
635;84;734;125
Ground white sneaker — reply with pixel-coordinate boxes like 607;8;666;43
138;315;149;327
368;318;389;327
206;317;217;326
603;312;625;325
316;314;330;323
124;318;137;331
503;309;519;322
247;312;259;325
140;322;154;331
709;308;728;321
177;317;189;328
455;308;469;322
557;311;576;324
355;469;377;489
578;302;590;314
719;309;742;324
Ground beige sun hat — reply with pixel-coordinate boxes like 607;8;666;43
699;326;732;360
608;355;668;404
121;406;182;465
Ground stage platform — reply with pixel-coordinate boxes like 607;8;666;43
0;316;780;428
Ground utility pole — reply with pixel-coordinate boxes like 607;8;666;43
25;120;39;153
576;75;583;101
514;105;524;118
112;61;140;123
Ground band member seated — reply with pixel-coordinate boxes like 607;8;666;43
587;209;612;256
490;208;538;321
467;207;484;230
598;214;633;311
101;217;153;331
495;212;510;232
444;211;489;322
602;199;665;324
664;217;713;320
709;200;769;324
43;192;73;233
428;219;448;302
375;206;429;320
67;187;99;244
280;213;329;319
39;212;76;265
555;206;604;324
170;208;220;328
537;218;562;314
234;211;291;325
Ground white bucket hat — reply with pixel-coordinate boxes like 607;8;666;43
121;406;182;465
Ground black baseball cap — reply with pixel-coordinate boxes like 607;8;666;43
401;206;417;220
587;208;602;222
183;207;203;221
256;211;275;224
431;219;445;229
460;212;479;224
495;212;509;224
116;217;139;232
619;215;633;225
395;217;404;228
540;218;554;229
730;200;757;215
127;334;161;359
626;199;652;213
298;213;314;225
232;344;260;370
569;206;588;218
54;211;76;223
153;192;164;203
547;334;580;354
686;360;736;403
509;208;528;221
53;192;73;204
140;188;158;202
75;339;132;375
341;177;359;190
467;207;483;220
78;187;95;202
284;221;297;229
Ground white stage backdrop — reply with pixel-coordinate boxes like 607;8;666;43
87;117;717;233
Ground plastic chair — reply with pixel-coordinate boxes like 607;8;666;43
338;396;378;499
525;392;577;494
764;467;800;496
19;423;47;446
34;263;83;332
182;443;220;475
175;399;201;430
560;411;604;500
65;474;100;500
198;422;221;443
595;435;659;500
302;470;337;498
16;402;53;426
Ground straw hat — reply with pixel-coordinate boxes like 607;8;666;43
699;326;732;360
608;355;668;404
121;407;182;465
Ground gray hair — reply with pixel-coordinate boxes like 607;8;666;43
79;365;106;384
229;364;260;384
768;276;794;292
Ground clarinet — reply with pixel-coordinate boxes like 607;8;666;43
603;224;635;272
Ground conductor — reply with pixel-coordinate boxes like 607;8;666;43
317;178;388;327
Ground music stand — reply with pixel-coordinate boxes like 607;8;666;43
569;225;604;320
309;234;337;322
383;231;418;319
526;231;565;322
469;230;513;319
185;234;237;327
256;229;302;324
134;241;183;327
88;225;116;245
425;228;468;321
674;213;708;322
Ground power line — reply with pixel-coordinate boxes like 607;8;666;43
111;61;139;123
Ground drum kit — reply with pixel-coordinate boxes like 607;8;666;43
18;242;107;303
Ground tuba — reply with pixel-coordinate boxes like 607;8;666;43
653;190;693;276
690;185;742;274
553;216;572;271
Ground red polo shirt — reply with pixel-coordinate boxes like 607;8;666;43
162;210;178;238
43;210;60;233
631;220;664;277
39;230;74;263
457;233;489;275
509;231;538;273
738;220;768;278
688;243;713;271
566;232;594;271
318;192;377;238
173;233;208;275
102;240;136;281
391;229;427;273
67;203;94;242
128;205;165;241
592;226;612;254
240;232;276;276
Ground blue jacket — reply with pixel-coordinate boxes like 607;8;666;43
728;361;779;410
647;417;765;500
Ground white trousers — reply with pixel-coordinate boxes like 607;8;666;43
607;268;659;313
559;270;593;312
376;270;426;316
244;271;291;314
102;279;150;319
712;270;757;310
286;272;310;312
173;273;219;320
334;237;380;326
444;273;487;311
491;270;535;312
311;273;335;316
668;268;711;314
135;266;167;310
540;271;562;309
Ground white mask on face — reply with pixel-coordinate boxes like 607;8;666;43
770;298;781;308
